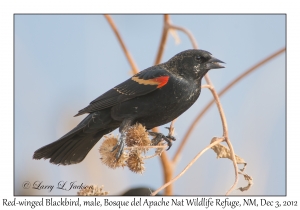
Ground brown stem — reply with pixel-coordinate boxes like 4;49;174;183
154;15;171;65
167;24;198;49
205;83;238;194
206;85;229;137
159;152;173;195
225;138;238;195
201;85;211;89
152;126;173;195
123;145;167;150
104;15;139;74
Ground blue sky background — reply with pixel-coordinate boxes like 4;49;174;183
14;14;285;195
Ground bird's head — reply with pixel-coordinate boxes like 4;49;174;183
166;49;225;80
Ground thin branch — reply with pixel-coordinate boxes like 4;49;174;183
206;86;228;138
173;47;286;163
225;138;238;195
154;15;171;65
154;16;198;64
151;137;224;196
167;24;198;49
205;82;237;194
104;15;139;74
143;154;161;160
159;151;173;195
123;145;167;150
201;84;211;89
168;119;176;136
217;48;286;95
143;149;165;160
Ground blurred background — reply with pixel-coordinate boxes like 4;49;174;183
14;14;285;195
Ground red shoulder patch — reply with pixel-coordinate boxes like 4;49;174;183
150;76;169;88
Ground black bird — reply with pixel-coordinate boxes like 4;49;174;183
33;49;224;165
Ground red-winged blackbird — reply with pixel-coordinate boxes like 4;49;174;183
33;49;224;165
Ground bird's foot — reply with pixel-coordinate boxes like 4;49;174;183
111;133;126;160
148;129;176;151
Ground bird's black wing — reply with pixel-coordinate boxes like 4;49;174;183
75;67;170;116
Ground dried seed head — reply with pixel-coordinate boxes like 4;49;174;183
99;135;128;169
125;123;151;152
126;151;145;174
77;185;108;196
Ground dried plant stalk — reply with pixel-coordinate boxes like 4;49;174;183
104;15;139;74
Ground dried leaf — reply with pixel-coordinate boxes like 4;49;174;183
237;172;254;192
210;137;246;169
210;137;253;192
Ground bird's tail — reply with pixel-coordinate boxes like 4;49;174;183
33;110;119;165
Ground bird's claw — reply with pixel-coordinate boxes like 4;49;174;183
148;131;175;151
164;127;176;141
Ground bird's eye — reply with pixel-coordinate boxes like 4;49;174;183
195;56;202;61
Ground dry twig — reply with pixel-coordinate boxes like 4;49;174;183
104;15;139;74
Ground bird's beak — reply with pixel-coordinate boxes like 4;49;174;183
206;57;225;69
